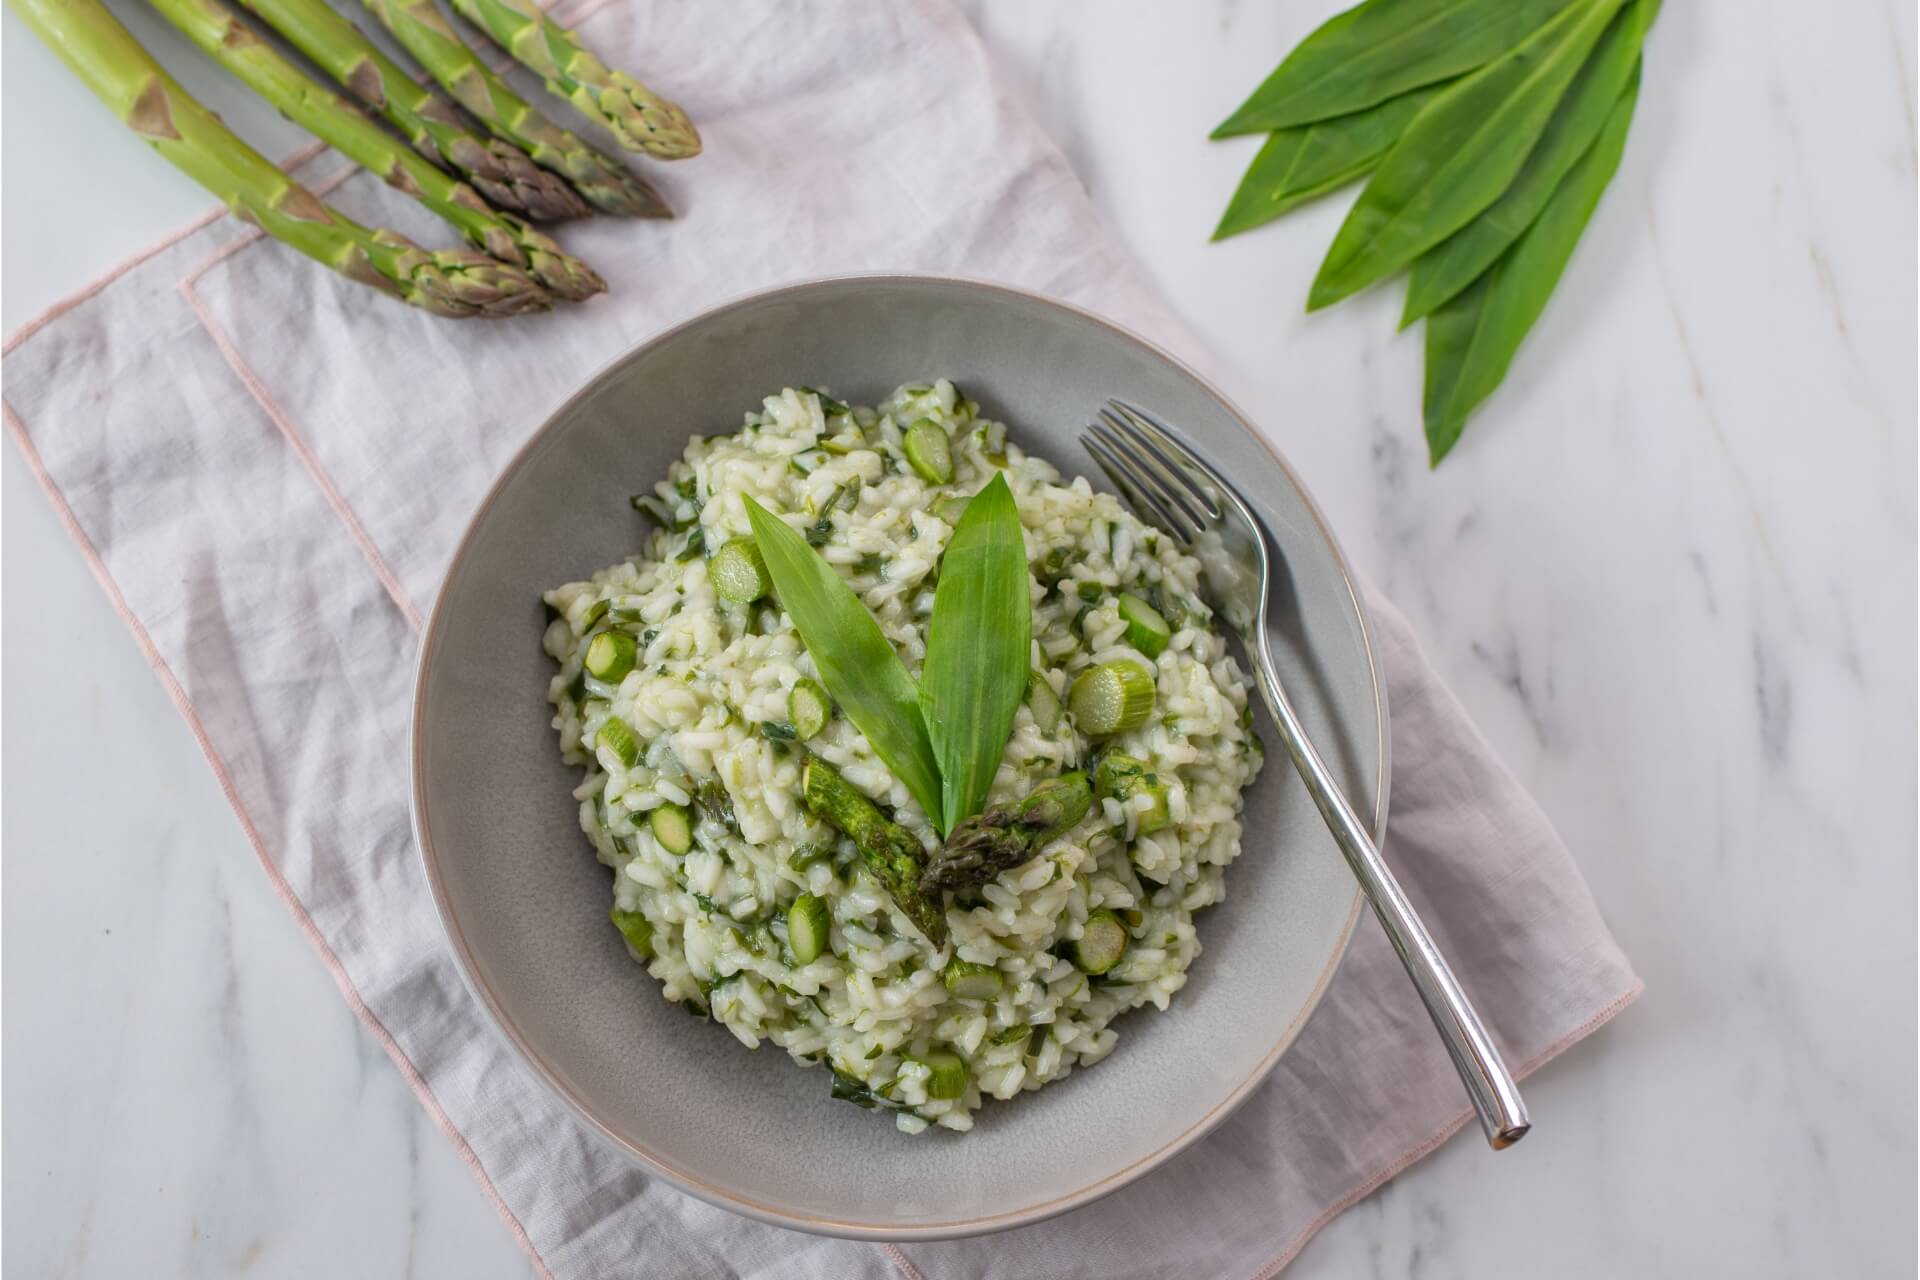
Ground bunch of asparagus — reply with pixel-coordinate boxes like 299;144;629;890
12;0;699;318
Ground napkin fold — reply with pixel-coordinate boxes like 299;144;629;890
2;1;1638;1275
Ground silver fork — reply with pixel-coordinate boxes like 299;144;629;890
1084;399;1530;1150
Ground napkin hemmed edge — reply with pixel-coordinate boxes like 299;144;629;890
1;402;560;1280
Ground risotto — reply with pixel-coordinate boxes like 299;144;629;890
541;380;1263;1133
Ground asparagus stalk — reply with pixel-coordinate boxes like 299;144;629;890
800;758;948;947
10;0;548;318
145;0;604;301
360;0;670;218
230;0;589;222
919;772;1093;895
444;0;698;159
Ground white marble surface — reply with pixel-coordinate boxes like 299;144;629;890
4;0;1914;1275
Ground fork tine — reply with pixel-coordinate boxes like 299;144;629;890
1096;407;1211;531
1085;423;1199;541
1089;420;1200;533
1082;432;1192;543
1106;400;1224;519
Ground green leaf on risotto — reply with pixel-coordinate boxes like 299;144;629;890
744;496;946;827
920;473;1031;833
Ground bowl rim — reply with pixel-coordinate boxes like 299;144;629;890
410;272;1388;1241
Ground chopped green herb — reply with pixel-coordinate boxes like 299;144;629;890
787;841;833;872
609;906;653;958
630;493;676;526
799;387;850;416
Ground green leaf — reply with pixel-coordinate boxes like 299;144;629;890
744;496;945;826
919;474;1031;833
1212;84;1447;242
1422;71;1640;464
1212;0;1584;137
1402;0;1658;323
1308;0;1627;311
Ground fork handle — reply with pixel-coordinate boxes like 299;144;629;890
1249;634;1531;1150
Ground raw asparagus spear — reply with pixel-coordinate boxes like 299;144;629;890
360;0;670;218
445;0;698;159
800;757;947;947
231;0;589;222
145;0;604;301
919;772;1093;894
10;0;548;318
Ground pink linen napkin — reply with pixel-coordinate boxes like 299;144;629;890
1;1;1639;1275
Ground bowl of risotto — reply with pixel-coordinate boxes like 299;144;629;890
412;276;1385;1238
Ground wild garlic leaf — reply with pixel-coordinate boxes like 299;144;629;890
1211;0;1584;137
1213;83;1449;242
1422;70;1640;464
1402;0;1659;324
744;496;945;827
919;474;1031;833
1308;0;1628;311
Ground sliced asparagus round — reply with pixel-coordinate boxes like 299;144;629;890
1069;661;1156;737
596;716;640;767
787;893;831;965
12;0;549;318
708;538;770;602
1068;910;1129;975
584;630;637;682
903;418;955;484
648;802;692;855
788;678;831;740
229;0;592;222
1116;591;1173;658
915;1048;970;1101
941;959;1005;1001
445;0;700;159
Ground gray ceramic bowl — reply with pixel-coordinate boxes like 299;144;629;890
412;276;1385;1240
